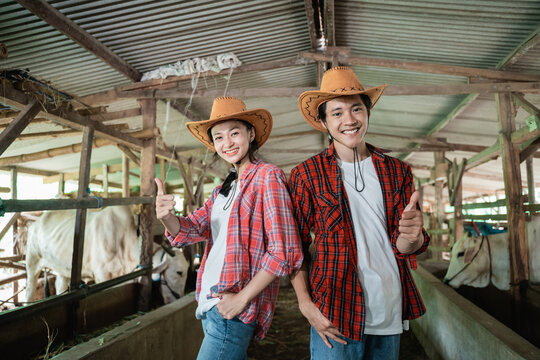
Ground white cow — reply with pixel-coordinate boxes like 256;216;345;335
25;206;188;304
443;215;540;290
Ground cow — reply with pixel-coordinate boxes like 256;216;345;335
443;215;540;290
24;205;188;304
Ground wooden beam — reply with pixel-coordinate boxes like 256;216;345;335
0;99;41;156
15;0;141;81
117;87;315;99
88;108;141;122
496;92;528;292
15;129;80;141
0;165;57;177
113;82;540;99
117;144;140;167
465;138;501;171
497;25;540;69
0;130;154;167
1;83;145;149
0;213;20;242
120;57;313;92
304;0;320;49
122;153;130;198
301;51;540;82
512;93;540;116
520;136;540;163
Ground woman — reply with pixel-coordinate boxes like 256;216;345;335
155;96;303;360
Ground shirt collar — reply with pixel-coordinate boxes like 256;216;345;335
238;159;262;182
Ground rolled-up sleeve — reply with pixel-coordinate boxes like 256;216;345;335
166;189;218;247
260;167;303;277
288;166;315;264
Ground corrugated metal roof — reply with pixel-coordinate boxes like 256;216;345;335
1;0;539;202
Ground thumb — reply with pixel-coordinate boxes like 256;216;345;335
404;191;420;212
154;178;165;195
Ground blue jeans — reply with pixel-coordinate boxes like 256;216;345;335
197;306;256;360
310;327;400;360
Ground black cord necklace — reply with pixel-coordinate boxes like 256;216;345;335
352;147;365;193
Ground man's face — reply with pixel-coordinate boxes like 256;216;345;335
321;95;369;151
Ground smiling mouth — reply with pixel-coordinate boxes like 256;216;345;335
223;149;239;156
342;128;360;134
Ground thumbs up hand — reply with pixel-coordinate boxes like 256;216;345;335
397;191;424;254
155;178;176;220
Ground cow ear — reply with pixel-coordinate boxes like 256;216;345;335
463;247;476;264
152;259;168;274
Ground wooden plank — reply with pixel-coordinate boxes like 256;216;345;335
0;99;41;156
384;82;540;96
512;115;540;145
137;99;156;312
15;0;141;81
462;198;508;210
497;92;528;292
462;214;508;221
15;130;81;141
10;166;18;302
301;51;540;82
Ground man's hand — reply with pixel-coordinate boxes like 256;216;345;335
155;178;176;220
397;191;424;253
299;301;347;348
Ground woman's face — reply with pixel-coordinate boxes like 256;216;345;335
211;120;254;167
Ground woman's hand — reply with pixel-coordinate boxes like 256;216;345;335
214;291;250;320
155;178;176;220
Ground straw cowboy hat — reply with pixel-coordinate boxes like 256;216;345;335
298;66;387;132
186;96;273;151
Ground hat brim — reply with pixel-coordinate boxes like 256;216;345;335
298;85;387;132
186;109;273;151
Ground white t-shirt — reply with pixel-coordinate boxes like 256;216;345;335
338;157;404;335
195;181;239;318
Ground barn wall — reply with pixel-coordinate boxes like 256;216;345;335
411;266;540;360
54;293;203;360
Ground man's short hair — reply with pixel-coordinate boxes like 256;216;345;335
317;94;372;123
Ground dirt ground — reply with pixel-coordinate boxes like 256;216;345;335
247;285;429;360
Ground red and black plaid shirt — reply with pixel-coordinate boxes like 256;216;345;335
288;143;429;341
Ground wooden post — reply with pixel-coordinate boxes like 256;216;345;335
496;92;528;301
58;173;65;195
159;157;167;194
526;157;535;206
10;167;18;303
69;125;93;336
122;153;130;197
137;99;156;312
433;151;446;258
452;160;464;247
101;164;108;197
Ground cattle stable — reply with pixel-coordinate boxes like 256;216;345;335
1;1;540;359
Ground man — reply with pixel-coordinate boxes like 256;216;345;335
289;67;429;359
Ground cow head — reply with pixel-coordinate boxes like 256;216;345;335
152;246;189;304
443;232;491;289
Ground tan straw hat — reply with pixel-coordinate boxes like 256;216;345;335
186;97;273;151
298;67;387;132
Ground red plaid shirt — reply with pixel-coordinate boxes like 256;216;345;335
288;143;429;341
167;160;303;339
